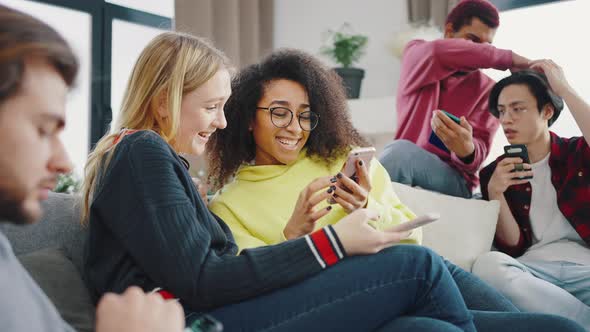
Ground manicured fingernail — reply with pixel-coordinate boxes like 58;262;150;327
326;206;332;211
358;160;363;166
333;194;338;198
330;185;336;191
327;188;333;194
337;173;343;179
330;177;337;183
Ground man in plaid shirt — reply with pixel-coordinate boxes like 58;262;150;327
473;61;590;330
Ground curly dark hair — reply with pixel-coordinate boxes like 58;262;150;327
207;48;368;189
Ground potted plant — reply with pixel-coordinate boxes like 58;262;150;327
54;172;81;194
321;23;368;99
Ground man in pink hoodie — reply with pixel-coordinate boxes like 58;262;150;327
379;0;532;198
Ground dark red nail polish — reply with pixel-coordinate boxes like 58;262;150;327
358;160;364;166
330;177;337;183
330;185;336;191
337;173;343;179
326;206;332;211
327;188;333;194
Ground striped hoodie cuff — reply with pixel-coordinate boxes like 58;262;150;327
304;226;346;269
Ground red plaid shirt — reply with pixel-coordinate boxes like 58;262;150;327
480;132;590;257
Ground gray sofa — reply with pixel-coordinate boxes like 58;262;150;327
0;192;95;332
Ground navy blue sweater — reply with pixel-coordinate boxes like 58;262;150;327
83;131;344;311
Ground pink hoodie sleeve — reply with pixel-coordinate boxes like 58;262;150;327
399;39;513;95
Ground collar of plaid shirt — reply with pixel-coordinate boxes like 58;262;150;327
480;131;590;257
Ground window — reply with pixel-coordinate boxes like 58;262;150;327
2;0;92;175
3;0;172;174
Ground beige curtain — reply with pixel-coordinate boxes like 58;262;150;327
407;0;460;29
174;0;274;68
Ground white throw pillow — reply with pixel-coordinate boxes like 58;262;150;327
391;182;499;271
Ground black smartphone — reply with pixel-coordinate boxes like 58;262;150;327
503;144;533;180
186;314;223;332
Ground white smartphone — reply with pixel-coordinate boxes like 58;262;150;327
388;213;440;232
327;147;377;204
342;147;376;178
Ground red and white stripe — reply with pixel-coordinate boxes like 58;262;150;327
305;226;345;268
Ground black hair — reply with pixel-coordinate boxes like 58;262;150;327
489;70;564;127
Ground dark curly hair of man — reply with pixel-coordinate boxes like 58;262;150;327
206;48;368;190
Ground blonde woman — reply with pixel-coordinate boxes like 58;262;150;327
80;31;490;332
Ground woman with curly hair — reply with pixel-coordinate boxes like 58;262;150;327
207;49;420;247
207;49;585;332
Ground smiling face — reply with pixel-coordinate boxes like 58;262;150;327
0;58;72;224
497;84;553;145
252;79;311;166
174;69;231;156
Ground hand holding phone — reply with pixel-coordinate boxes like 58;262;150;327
429;110;461;152
504;144;533;179
328;147;376;207
387;213;440;233
341;147;376;179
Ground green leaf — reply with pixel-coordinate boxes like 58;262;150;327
321;24;368;68
54;173;81;194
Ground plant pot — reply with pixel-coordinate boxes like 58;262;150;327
334;67;365;99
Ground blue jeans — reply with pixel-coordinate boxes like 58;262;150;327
205;245;476;332
375;313;583;332
443;260;585;331
379;140;471;198
444;260;517;312
196;245;585;332
473;252;590;330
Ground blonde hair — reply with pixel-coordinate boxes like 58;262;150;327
80;31;230;224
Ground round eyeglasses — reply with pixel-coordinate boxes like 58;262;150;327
256;106;319;131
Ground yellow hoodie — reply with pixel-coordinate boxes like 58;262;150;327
209;150;422;251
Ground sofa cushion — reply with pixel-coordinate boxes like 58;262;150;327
18;247;95;332
391;182;500;271
0;193;87;273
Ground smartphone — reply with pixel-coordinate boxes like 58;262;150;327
504;144;533;180
441;110;461;124
428;110;461;152
341;147;376;178
327;147;376;204
388;213;440;233
185;314;223;332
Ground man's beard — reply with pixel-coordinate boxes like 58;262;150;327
0;187;35;225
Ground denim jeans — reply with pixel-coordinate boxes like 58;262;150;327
443;259;585;331
198;245;585;332
374;312;583;332
206;245;476;332
444;259;517;312
473;251;590;330
379;140;471;198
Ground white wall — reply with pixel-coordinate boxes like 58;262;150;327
273;0;410;98
275;0;590;164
